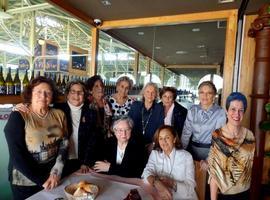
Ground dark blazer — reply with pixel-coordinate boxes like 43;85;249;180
104;136;146;178
160;101;187;138
128;101;164;144
55;102;97;166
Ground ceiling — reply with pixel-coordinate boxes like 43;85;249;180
46;0;268;77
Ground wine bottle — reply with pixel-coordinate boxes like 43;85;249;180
30;70;34;82
22;70;29;92
14;68;21;95
56;74;61;93
61;75;66;94
0;66;6;95
6;67;15;95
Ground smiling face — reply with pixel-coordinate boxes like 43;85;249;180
226;100;244;127
67;84;85;107
161;91;174;108
198;85;215;109
31;83;52;109
117;80;130;98
158;128;176;155
114;120;132;144
91;80;104;100
143;85;157;104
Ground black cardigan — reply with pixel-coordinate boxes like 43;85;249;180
103;136;146;178
55;102;97;166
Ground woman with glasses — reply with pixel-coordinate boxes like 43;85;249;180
12;80;98;176
5;76;69;199
93;116;146;178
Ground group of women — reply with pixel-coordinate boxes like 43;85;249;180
4;75;255;200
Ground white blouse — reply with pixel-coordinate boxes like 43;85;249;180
142;148;197;200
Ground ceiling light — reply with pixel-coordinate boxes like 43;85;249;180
197;45;205;48
192;28;200;32
176;50;187;55
155;46;161;50
218;0;234;4
200;55;207;58
101;0;111;6
138;32;144;36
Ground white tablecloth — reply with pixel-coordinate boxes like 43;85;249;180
27;172;154;200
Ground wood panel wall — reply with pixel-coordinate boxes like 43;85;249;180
239;14;257;128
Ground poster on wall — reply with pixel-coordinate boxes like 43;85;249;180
34;43;43;70
45;42;58;71
69;45;88;76
59;60;69;72
18;59;30;70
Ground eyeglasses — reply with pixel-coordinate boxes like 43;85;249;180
115;128;131;134
69;90;84;96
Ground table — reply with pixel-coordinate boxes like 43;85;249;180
27;172;154;200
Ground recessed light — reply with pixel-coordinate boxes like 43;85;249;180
192;28;200;32
176;50;187;55
138;32;144;36
200;55;207;58
101;0;111;6
197;45;205;48
155;46;161;50
218;0;234;4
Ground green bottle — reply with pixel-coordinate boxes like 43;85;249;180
30;70;35;82
6;67;14;95
22;70;29;92
0;66;6;95
14;68;21;95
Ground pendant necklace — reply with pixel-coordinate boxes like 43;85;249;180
141;106;153;135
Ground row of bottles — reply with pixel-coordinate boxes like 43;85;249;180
0;66;88;95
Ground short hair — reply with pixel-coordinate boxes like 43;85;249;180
85;75;104;91
65;80;88;100
140;82;159;101
112;116;134;131
160;86;177;100
198;81;217;95
153;125;182;151
116;76;133;90
226;92;247;112
22;76;58;104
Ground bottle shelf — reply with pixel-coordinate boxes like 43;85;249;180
0;95;65;104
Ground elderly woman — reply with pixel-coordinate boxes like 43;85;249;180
208;92;255;200
159;86;187;138
4;76;68;200
142;125;197;200
93;116;146;178
108;76;134;120
86;75;112;140
128;82;164;145
55;81;97;175
181;81;226;161
13;81;98;176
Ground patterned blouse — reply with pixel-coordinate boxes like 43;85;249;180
108;95;134;120
208;127;255;195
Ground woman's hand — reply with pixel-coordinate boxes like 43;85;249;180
12;103;30;113
154;179;172;200
159;176;176;190
200;160;209;171
80;164;91;173
42;174;60;190
93;161;110;172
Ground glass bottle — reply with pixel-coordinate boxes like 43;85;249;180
0;66;6;95
30;70;35;82
22;70;29;92
14;68;21;95
6;67;15;95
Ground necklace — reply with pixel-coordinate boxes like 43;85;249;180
32;110;49;119
141;106;153;135
225;124;241;139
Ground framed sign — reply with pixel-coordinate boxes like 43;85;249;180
45;41;58;71
34;43;44;70
18;59;30;70
60;59;69;72
69;45;88;76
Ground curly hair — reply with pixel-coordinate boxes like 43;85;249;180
116;76;133;90
85;75;104;91
160;86;177;100
65;80;88;100
22;76;58;104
